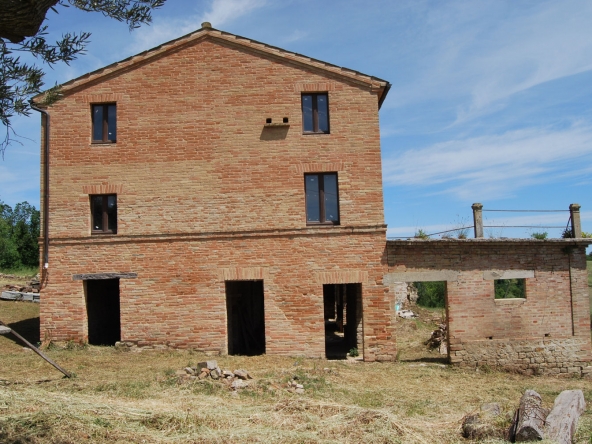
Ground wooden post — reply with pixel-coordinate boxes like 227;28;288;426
569;203;581;238
0;320;71;378
472;203;483;238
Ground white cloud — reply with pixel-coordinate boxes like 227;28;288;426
124;0;266;56
386;0;592;122
202;0;266;28
383;124;592;200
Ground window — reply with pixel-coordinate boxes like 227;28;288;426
92;104;116;143
305;173;339;224
494;279;526;299
91;195;117;234
302;93;329;133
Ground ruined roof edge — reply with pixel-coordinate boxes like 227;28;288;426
387;238;592;246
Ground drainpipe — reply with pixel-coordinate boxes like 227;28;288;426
29;101;50;271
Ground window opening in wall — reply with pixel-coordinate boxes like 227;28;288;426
226;280;265;356
323;283;362;359
494;279;526;299
305;173;339;225
91;195;117;234
92;104;116;143
86;279;120;345
302;93;329;133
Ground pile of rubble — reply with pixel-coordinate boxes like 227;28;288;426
176;360;308;394
1;274;41;303
176;360;254;390
426;323;448;355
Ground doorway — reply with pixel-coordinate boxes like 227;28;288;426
85;278;121;345
226;280;265;355
323;283;362;359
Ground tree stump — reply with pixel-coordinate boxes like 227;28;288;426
545;390;585;444
512;390;548;442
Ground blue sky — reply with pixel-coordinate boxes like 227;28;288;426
2;0;592;239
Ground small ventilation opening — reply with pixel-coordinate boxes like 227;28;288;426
266;118;272;124
283;117;289;123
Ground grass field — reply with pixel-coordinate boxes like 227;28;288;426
2;284;592;442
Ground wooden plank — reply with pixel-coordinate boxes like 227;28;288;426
0;320;71;378
512;390;547;442
545;390;585;444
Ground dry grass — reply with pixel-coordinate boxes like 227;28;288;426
2;299;592;443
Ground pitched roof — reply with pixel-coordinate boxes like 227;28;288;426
33;23;391;108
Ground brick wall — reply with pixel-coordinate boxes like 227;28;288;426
42;231;396;360
38;35;395;360
386;239;592;375
41;38;384;239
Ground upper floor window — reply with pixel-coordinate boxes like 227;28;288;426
91;195;117;234
302;93;329;134
92;104;116;143
305;173;339;225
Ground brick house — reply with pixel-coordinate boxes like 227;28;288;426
34;23;592;373
33;23;397;360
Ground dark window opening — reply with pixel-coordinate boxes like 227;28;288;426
86;279;121;346
92;104;116;143
494;278;526;299
323;283;362;359
91;195;117;234
305;173;339;225
226;280;265;356
302;93;329;133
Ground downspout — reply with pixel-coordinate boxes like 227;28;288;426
29;101;50;271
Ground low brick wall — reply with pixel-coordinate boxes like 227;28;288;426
386;239;592;375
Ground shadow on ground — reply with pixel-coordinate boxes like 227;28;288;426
5;316;40;347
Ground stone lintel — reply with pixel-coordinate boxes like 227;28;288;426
73;272;138;281
483;270;534;280
383;270;458;284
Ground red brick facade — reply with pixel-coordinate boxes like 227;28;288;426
36;26;396;360
35;26;591;371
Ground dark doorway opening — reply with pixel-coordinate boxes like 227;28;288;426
226;280;265;356
86;279;121;346
323;283;362;359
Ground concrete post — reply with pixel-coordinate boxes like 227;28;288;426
472;203;483;238
570;203;582;238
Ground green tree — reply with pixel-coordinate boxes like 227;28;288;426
0;0;165;154
0;200;20;268
415;281;446;308
0;200;40;269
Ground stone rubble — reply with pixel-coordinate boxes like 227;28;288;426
175;360;307;394
426;323;448;355
397;309;417;319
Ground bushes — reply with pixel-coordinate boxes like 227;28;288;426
415;281;446;308
0;200;40;270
